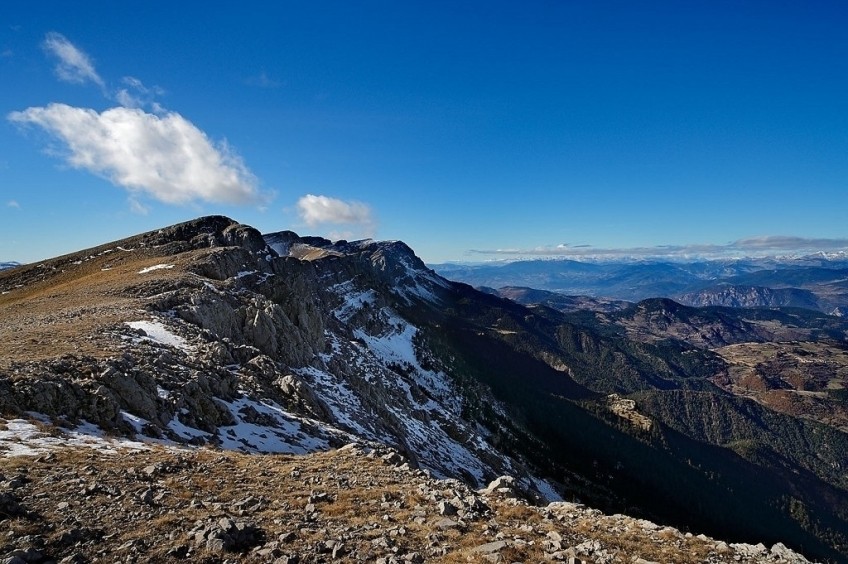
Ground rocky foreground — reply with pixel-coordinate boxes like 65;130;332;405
0;421;811;564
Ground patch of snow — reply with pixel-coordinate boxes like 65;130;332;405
1;396;347;456
351;309;456;409
202;280;222;294
23;411;52;424
266;239;291;257
121;411;146;434
216;396;342;454
167;416;210;440
533;478;563;503
0;419;49;456
156;386;171;400
297;366;377;439
354;320;418;366
126;320;190;351
68;420;105;437
334;287;377;322
233;270;274;283
138;263;175;274
311;304;510;486
382;398;488;485
0;417;151;457
388;259;448;305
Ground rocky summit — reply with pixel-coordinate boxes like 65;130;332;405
0;216;842;562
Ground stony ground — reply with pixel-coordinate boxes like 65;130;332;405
0;420;812;564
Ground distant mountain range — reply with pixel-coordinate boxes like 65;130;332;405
0;262;20;271
434;257;848;315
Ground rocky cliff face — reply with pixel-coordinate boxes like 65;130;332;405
0;216;549;497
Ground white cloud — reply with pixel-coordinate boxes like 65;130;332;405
42;32;104;88
8;103;268;206
7;200;20;209
296;194;375;238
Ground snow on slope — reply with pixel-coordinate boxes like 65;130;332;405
122;394;354;455
126;320;191;351
138;263;175;274
0;415;152;456
291;280;528;488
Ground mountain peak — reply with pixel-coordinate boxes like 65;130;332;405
143;215;267;254
262;230;444;302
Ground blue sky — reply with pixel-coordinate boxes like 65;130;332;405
2;1;848;264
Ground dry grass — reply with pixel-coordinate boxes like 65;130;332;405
0;243;203;365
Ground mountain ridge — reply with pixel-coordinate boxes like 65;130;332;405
1;216;846;561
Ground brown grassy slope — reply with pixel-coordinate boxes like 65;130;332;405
0;235;209;366
0;215;260;366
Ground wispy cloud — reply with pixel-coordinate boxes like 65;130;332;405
41;34;165;111
115;76;164;110
245;71;281;89
731;236;848;251
42;32;104;88
296;194;376;238
128;197;150;215
7;200;20;209
469;236;848;260
8;103;270;206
